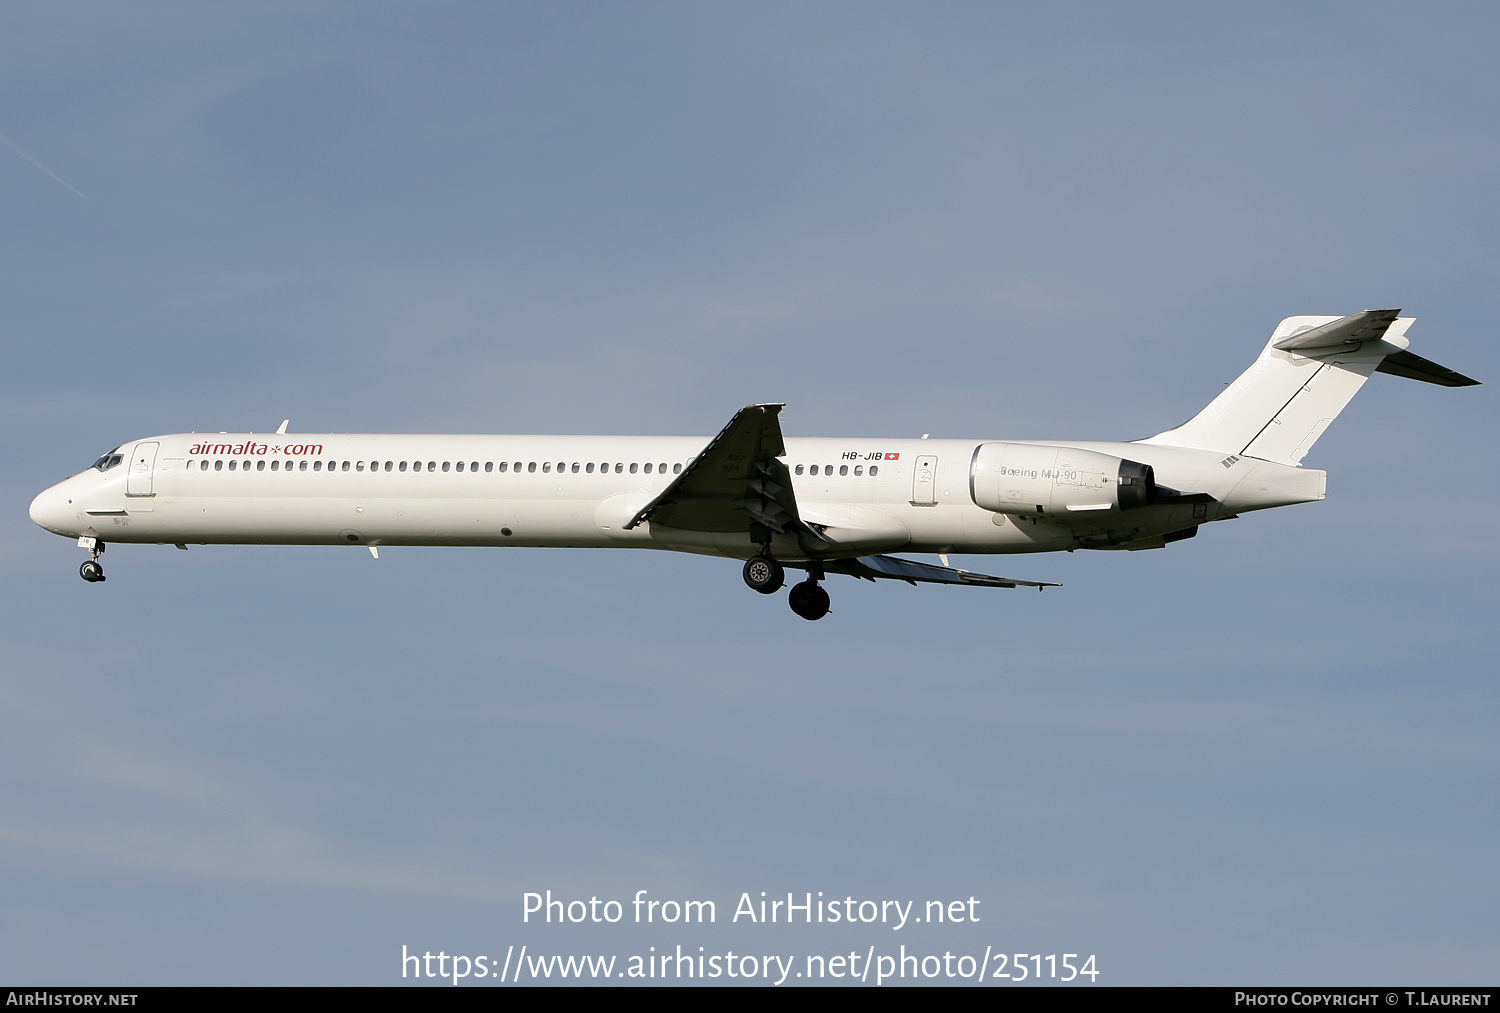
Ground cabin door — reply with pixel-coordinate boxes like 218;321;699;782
126;442;159;497
911;455;938;505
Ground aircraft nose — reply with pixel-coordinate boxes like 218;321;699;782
29;485;59;531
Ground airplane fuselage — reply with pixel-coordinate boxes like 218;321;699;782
29;431;1319;559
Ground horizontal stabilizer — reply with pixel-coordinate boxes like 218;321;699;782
813;554;1059;589
1375;349;1480;387
1273;308;1401;350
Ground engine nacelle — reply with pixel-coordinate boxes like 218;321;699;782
969;443;1156;516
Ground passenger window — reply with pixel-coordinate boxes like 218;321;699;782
456;461;464;472
542;462;551;473
673;463;682;474
484;462;492;472
399;461;407;472
586;462;594;474
214;460;223;470
659;463;667;473
442;462;451;472
839;465;848;476
795;464;804;475
299;461;308;471
498;462;508;472
370;461;378;471
571;462;579;473
471;461;479;472
643;463;652;474
854;465;862;476
314;461;323;472
528;462;536;473
869;465;878;476
557;462;565;472
629;463;638;474
614;463;623;474
269;460;278;472
257;460;265;471
229;460;237;471
513;462;521;472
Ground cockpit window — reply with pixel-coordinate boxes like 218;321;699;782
92;448;123;472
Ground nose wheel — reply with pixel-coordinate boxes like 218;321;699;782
788;579;830;621
79;539;106;582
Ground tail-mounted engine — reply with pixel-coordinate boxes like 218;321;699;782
970;443;1160;516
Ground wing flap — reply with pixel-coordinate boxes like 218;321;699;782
814;554;1059;589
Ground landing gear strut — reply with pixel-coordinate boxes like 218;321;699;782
79;539;106;583
788;579;830;621
742;555;784;594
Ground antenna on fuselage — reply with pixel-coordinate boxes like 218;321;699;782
276;420;289;435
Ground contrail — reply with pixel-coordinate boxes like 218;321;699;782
0;132;88;199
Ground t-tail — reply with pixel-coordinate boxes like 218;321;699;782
1139;309;1479;464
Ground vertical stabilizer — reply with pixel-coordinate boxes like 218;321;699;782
1140;311;1415;466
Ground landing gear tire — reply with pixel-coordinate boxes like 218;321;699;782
79;560;105;583
742;555;784;594
788;580;830;621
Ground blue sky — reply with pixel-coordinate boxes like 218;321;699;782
3;2;1497;985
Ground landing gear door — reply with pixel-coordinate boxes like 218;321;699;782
911;455;938;505
126;442;159;497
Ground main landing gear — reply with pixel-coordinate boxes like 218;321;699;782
743;554;831;621
79;538;106;583
788;579;830;621
742;555;784;594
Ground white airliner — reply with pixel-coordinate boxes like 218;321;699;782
29;310;1476;619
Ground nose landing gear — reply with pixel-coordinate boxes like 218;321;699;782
788;579;830;621
78;538;106;582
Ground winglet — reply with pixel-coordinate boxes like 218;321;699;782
276;420;289;435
